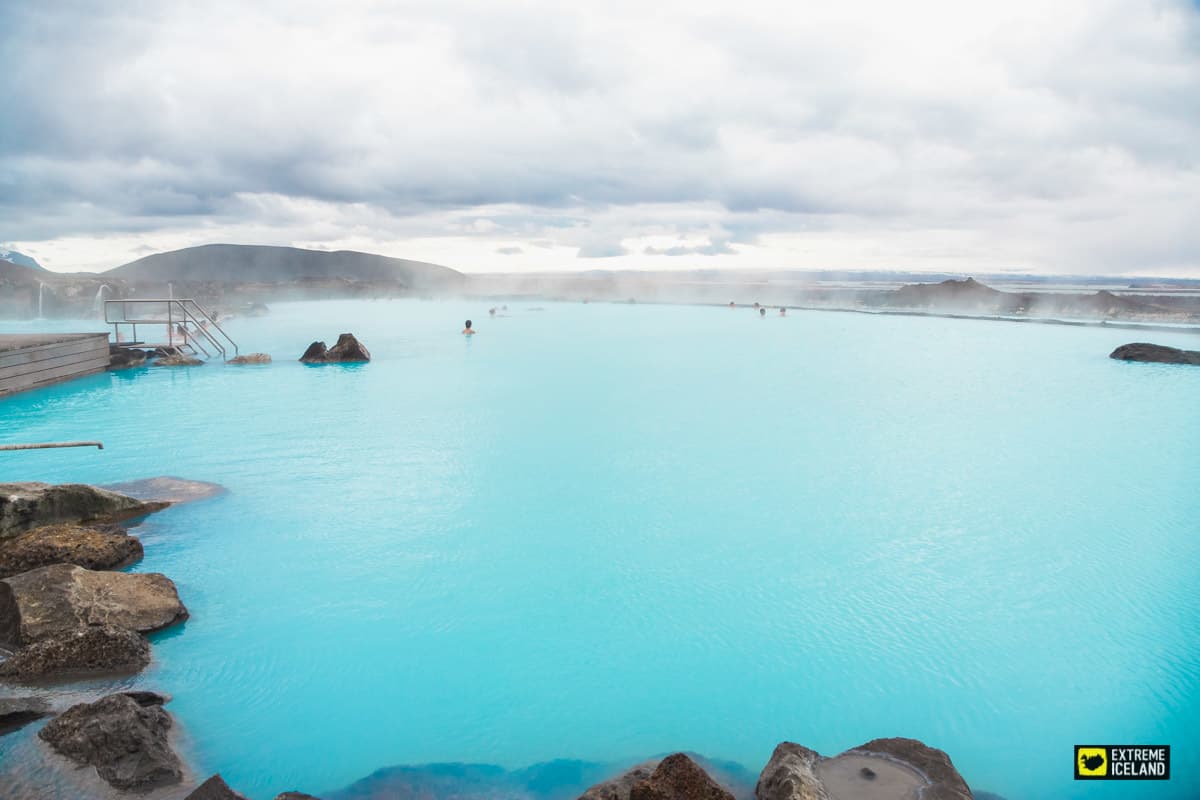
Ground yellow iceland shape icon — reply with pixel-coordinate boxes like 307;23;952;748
1078;748;1108;777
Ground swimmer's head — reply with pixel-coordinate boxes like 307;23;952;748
489;308;496;315
759;308;766;316
465;320;472;328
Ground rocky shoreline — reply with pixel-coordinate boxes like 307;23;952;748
1;481;991;800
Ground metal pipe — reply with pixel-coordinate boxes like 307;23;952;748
0;441;104;451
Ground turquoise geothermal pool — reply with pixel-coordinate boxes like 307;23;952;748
1;300;1199;799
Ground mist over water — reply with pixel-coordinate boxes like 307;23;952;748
1;300;1198;800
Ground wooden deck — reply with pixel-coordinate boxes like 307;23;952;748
0;333;111;397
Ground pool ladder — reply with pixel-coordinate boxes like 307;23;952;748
105;299;239;361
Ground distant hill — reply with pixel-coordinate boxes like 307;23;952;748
105;244;465;289
0;248;45;272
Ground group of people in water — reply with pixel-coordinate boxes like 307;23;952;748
465;301;787;333
731;301;787;317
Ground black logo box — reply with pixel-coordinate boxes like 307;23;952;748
1075;745;1171;781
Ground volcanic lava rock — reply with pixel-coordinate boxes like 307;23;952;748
0;623;151;679
629;754;734;800
0;523;143;579
579;762;659;800
753;738;972;800
228;352;272;364
108;348;147;369
1110;342;1200;365
0;564;187;647
156;354;204;366
38;692;183;791
849;738;972;800
187;774;250;800
0;482;164;539
754;743;825;800
325;333;371;362
0;696;51;736
299;341;328;362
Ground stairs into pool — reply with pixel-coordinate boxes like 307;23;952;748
105;298;239;361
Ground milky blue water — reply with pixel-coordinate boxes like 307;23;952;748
2;300;1199;800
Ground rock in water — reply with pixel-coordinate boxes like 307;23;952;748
299;341;328;362
38;692;183;791
0;482;165;539
103;476;226;505
228;353;272;364
156;354;204;366
850;738;972;799
754;743;825;800
0;696;52;736
579;762;658;800
629;754;734;800
0;564;187;647
754;738;972;800
0;623;151;679
275;793;323;800
324;333;371;362
1110;342;1200;365
187;774;251;799
0;523;143;579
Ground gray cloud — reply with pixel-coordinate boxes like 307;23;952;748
1;0;1198;274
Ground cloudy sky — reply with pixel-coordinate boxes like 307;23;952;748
2;0;1198;276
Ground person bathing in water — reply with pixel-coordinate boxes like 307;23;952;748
462;320;476;335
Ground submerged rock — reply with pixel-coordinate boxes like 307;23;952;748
39;692;183;791
0;696;51;736
275;793;323;800
0;623;151;680
228;352;272;364
630;754;735;800
0;564;187;647
0;482;165;539
156;354;204;366
187;774;250;799
299;341;328;362
103;476;226;505
1110;342;1200;365
0;522;143;579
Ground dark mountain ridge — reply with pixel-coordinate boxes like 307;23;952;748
105;244;465;289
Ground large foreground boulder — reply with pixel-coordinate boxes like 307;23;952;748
0;696;51;736
0;623;151;680
0;482;165;539
579;761;658;800
630;754;735;800
754;743;826;800
754;738;971;800
0;522;143;579
1110;342;1200;365
0;564;187;647
39;692;183;791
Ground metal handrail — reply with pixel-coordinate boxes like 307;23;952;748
0;441;104;451
105;298;239;360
